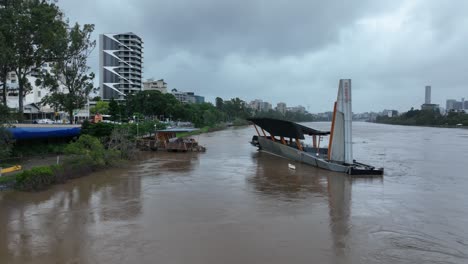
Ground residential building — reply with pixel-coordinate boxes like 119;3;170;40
382;109;399;117
288;105;306;113
261;102;272;112
248;99;272;112
170;89;204;104
276;102;286;114
2;63;65;116
194;95;205;104
248;99;263;111
142;78;167;93
99;32;143;100
446;99;457;111
445;98;468;112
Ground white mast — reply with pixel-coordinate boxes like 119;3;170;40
328;79;353;164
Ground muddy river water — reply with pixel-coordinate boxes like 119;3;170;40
1;122;468;263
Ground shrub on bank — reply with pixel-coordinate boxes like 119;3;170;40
6;134;127;192
9;153;122;192
65;134;108;166
15;166;55;191
81;121;115;139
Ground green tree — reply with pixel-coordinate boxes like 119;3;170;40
0;103;13;159
90;101;109;115
0;1;15;106
126;90;180;119
65;134;107;166
169;103;188;121
215;97;224;110
222;97;250;121
108;98;120;121
38;23;96;124
6;0;67;117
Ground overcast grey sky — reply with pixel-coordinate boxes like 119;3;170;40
58;0;468;112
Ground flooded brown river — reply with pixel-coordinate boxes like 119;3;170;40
1;122;468;263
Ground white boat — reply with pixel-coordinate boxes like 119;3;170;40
249;79;384;176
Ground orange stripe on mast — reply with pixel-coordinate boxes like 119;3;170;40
280;136;286;145
253;124;261;136
269;133;276;142
296;138;303;151
328;101;338;160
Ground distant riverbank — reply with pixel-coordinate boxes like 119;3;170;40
374;121;468;129
177;119;250;138
375;109;468;128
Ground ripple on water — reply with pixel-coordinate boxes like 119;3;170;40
369;229;468;263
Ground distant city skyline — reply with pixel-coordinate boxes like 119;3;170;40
58;0;468;112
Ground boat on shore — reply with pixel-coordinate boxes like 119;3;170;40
137;128;206;152
248;79;384;176
0;165;22;175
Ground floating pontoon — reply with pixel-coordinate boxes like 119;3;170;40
248;79;383;176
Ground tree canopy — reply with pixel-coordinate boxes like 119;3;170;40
1;0;67;115
90;101;109;115
37;23;96;123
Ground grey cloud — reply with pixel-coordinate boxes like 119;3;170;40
58;0;468;112
137;0;401;58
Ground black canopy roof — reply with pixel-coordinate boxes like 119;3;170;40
247;118;330;139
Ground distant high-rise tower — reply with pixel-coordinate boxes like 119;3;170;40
425;85;431;104
99;32;143;100
446;99;457;111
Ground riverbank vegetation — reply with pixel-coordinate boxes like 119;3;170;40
81;120;166;140
123;92;250;128
376;108;468;127
1;133;134;191
88;91;317;130
0;105;14;159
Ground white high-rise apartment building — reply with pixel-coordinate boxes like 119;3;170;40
99;32;143;100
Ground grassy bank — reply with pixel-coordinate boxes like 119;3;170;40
0;158;115;191
0;134;131;192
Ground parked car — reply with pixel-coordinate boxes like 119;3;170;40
34;119;54;124
53;119;69;124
